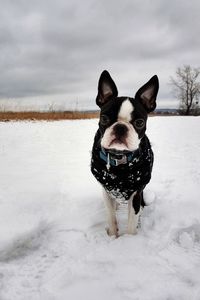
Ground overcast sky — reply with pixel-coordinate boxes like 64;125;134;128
0;0;200;110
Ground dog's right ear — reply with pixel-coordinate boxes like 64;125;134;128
96;70;118;107
135;75;159;113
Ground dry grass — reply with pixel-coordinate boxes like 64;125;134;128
0;111;179;121
0;111;99;121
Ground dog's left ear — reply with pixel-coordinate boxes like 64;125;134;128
135;75;159;112
96;70;118;107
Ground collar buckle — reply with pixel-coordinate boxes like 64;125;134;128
100;147;137;168
113;155;127;166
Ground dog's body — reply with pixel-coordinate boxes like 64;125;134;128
91;71;159;236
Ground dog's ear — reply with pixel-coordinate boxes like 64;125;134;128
96;70;118;107
135;75;159;112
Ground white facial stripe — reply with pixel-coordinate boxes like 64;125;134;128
118;99;134;123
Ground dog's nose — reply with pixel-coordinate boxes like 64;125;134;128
113;123;128;137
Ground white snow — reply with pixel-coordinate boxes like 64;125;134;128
0;117;200;300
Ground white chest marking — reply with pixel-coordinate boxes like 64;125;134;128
118;99;134;123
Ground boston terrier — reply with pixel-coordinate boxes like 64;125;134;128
91;70;159;237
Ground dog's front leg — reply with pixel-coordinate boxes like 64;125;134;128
103;190;118;237
127;192;140;235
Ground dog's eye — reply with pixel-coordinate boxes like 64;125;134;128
100;115;110;126
134;119;145;129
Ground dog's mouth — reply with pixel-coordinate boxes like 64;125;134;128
107;138;129;151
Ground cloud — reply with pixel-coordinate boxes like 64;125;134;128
0;0;199;109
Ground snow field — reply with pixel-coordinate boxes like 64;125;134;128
0;117;200;299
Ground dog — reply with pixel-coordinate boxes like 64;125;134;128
91;70;159;237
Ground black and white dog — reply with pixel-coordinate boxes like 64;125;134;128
91;71;159;237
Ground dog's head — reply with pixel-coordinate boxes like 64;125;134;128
96;70;159;152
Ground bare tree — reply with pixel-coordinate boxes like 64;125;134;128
170;65;200;115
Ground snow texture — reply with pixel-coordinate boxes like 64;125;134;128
0;117;200;300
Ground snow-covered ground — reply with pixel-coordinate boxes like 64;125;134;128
0;117;199;300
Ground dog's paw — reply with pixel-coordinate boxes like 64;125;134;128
127;227;137;235
106;227;119;238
